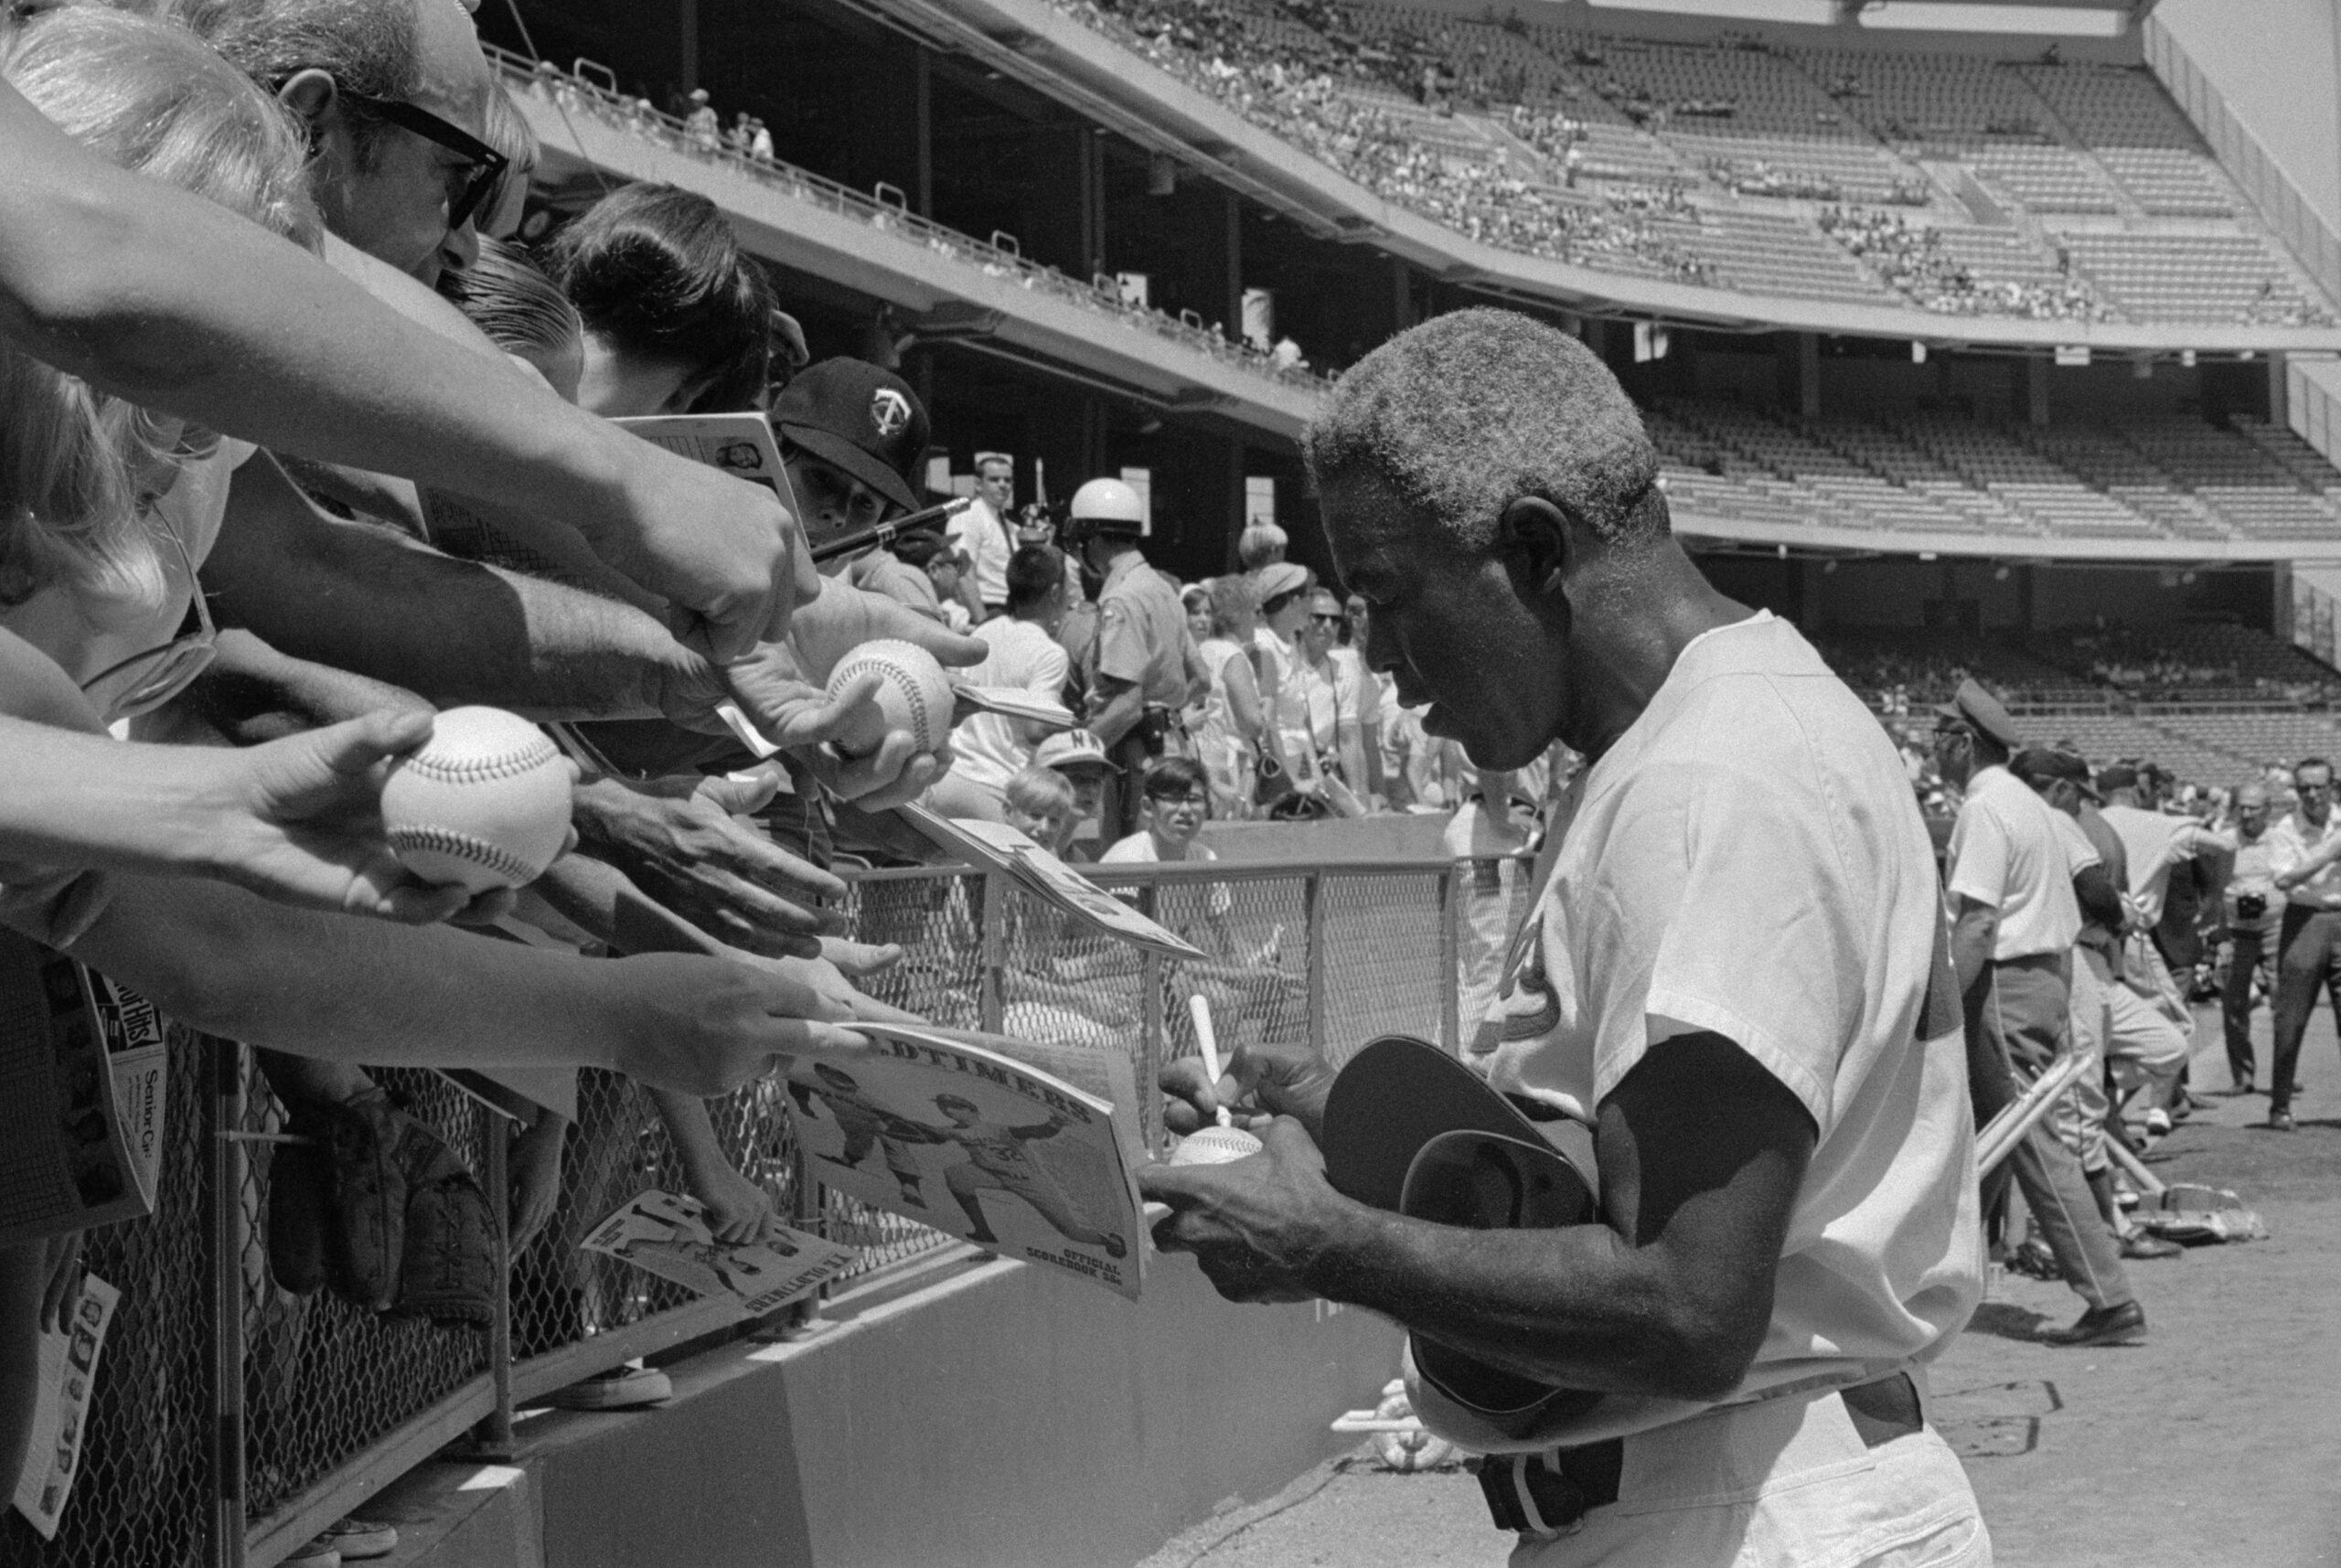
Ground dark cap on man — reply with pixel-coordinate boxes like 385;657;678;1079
768;358;929;512
2011;747;2100;801
1932;678;2024;754
2095;763;2141;796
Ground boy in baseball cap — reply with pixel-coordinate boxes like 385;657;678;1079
1034;729;1115;861
770;358;930;547
772;358;941;616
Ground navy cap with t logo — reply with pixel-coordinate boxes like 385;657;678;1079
768;358;929;513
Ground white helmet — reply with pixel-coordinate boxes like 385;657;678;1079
1067;476;1147;537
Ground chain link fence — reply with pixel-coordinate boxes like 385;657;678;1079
12;856;1528;1565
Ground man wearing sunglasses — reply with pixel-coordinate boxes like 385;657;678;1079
1144;312;1991;1568
198;0;503;288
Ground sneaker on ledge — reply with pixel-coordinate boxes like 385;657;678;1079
312;1518;399;1561
546;1361;672;1410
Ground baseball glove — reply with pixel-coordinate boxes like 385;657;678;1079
315;1089;410;1313
391;1118;497;1327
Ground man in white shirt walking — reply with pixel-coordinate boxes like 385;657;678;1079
2264;755;2341;1130
1934;681;2143;1345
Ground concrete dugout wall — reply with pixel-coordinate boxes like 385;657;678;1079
444;1248;1401;1568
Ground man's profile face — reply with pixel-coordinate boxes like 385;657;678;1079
1320;474;1564;770
305;0;497;285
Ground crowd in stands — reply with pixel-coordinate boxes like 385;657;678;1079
1818;207;2110;320
1822;624;2341;720
1039;0;2339;327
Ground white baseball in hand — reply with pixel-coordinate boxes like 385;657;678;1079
824;638;956;759
380;707;572;895
1168;1126;1264;1167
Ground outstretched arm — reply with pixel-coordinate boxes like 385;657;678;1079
0;79;806;661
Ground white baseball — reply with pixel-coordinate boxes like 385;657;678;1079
824;638;956;759
1168;1125;1264;1167
380;707;572;895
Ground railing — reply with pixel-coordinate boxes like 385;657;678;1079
2143;16;2341;311
0;854;1530;1568
487;45;1330;396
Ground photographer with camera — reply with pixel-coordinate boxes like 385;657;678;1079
1065;478;1192;837
2219;782;2280;1094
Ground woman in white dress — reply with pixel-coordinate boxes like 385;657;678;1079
1193;574;1288;819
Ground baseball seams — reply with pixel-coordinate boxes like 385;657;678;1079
385;826;540;885
398;734;560;785
866;659;936;753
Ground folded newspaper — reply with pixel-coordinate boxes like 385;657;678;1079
0;933;166;1248
12;1275;120;1540
897;804;1207;962
582;1189;859;1318
780;1022;1147;1299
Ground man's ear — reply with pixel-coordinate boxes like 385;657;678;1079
1495;496;1573;598
274;68;340;131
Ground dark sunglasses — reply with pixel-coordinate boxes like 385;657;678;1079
1260;590;1304;615
1309;612;1347;626
339;92;508;233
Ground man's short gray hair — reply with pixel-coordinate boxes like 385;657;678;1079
177;0;422;162
1303;308;1663;549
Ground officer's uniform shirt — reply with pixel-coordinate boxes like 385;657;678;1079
1091;549;1188;711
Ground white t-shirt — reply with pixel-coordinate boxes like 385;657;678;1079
946;497;1016;609
947;617;1069;793
1441;613;1980;1449
1944;766;2083;960
2098;803;2228;928
1101;830;1231;918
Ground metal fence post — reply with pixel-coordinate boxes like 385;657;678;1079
978;870;1006;1036
475;1104;516;1460
208;1038;247;1568
1438;865;1461;1057
783;1137;830;1336
1138;880;1164;1155
1303;870;1326;1060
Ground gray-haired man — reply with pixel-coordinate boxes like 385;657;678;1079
1143;310;1988;1567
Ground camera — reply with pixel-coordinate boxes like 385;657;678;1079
2237;892;2268;923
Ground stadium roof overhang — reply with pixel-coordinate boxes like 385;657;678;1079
861;0;2341;356
507;91;1318;443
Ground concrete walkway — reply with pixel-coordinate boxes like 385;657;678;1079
1141;1006;2341;1568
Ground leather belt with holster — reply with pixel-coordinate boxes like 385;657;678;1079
1472;1371;1925;1539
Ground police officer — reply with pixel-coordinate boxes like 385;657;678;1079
1064;477;1189;837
